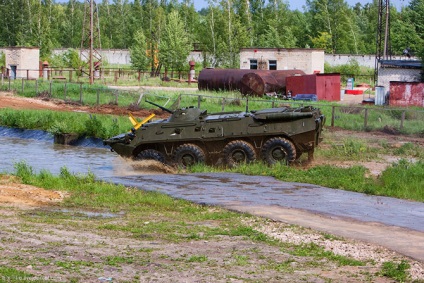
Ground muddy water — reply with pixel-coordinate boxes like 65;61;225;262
1;130;423;234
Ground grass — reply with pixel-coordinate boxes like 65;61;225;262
381;260;411;282
0;266;55;283
0;108;129;139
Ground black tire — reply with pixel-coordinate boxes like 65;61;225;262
174;144;205;167
223;140;256;167
136;149;166;163
261;137;296;165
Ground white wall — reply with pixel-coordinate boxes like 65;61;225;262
239;48;325;74
325;54;419;69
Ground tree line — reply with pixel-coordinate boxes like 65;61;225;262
0;0;423;72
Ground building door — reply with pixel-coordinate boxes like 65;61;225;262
10;65;17;79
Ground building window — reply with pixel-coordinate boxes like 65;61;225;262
250;59;258;69
269;60;277;70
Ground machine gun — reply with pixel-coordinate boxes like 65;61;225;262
145;100;174;114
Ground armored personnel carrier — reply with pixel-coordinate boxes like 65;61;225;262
104;100;325;167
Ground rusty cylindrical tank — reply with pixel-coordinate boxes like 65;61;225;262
197;68;254;91
239;72;279;96
198;68;306;96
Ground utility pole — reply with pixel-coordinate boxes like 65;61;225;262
374;0;391;85
81;0;102;84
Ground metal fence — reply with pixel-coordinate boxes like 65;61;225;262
1;67;194;85
1;76;423;136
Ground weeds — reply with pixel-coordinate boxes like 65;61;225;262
381;260;410;282
0;108;129;139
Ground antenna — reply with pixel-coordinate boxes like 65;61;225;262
374;0;391;85
81;0;102;84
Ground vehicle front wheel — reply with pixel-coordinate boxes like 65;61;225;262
136;149;166;163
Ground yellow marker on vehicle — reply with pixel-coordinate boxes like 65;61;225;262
129;113;155;130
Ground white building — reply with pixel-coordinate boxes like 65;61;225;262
3;47;40;79
239;48;325;74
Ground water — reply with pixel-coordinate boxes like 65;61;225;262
0;128;423;233
0;127;125;178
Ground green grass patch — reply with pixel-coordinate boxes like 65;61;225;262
0;266;56;283
290;243;365;267
381;260;410;282
0;108;129;139
378;160;424;201
187;255;208;263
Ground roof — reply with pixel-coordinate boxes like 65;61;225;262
240;47;324;52
380;60;422;69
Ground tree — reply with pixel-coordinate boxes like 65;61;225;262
306;0;354;53
129;29;150;71
158;10;191;74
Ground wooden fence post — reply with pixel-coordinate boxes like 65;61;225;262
197;95;201;108
35;79;38;94
64;82;67;100
21;78;24;93
79;83;83;103
97;89;100;106
221;98;226;111
331;106;335;127
400;111;406;130
49;81;52;96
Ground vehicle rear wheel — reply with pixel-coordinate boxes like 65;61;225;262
261;137;296;165
174;144;205;167
136;149;166;163
223;140;256;167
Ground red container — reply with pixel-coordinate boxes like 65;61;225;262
286;73;341;101
345;89;364;95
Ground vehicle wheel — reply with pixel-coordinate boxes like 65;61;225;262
223;140;256;167
174;144;205;167
261;137;296;165
136;149;166;163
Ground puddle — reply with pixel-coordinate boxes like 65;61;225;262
54;208;125;219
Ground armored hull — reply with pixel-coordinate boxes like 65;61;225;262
104;104;325;167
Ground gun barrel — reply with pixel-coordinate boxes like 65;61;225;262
146;100;174;114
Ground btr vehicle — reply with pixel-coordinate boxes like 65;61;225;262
104;100;325;167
